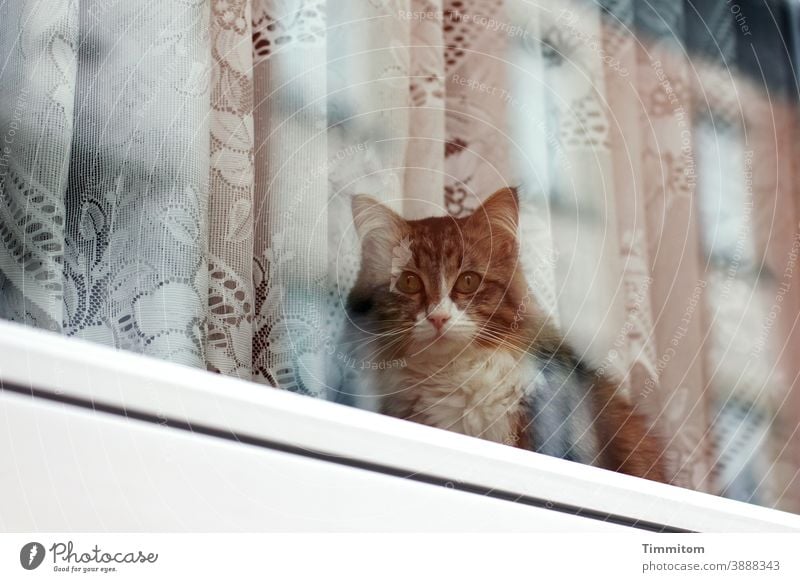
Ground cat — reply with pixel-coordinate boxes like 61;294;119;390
344;187;666;482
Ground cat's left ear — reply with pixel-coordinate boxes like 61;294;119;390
351;195;405;241
352;195;407;275
469;187;519;237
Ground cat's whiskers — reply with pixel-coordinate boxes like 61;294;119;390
475;327;541;358
360;332;412;363
344;334;412;362
340;329;409;348
350;321;415;349
339;323;413;345
477;322;558;359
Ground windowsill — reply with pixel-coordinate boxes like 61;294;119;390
0;321;798;532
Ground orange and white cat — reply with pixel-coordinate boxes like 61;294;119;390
345;187;665;482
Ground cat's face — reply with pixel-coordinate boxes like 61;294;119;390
347;188;528;359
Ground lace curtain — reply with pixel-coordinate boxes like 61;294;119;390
2;0;799;512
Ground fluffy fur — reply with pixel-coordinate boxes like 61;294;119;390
345;188;666;482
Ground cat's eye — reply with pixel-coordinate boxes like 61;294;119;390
396;271;423;294
454;271;482;294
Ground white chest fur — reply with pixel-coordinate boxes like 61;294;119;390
359;347;539;445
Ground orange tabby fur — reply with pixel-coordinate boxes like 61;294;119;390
347;187;666;483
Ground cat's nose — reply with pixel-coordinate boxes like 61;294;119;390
427;313;450;332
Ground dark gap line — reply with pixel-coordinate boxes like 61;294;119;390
0;381;691;533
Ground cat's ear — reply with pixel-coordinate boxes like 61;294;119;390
351;195;405;246
352;195;407;277
469;187;519;237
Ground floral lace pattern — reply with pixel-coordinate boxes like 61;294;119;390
251;0;329;395
207;0;256;379
444;0;509;217
60;1;211;367
0;0;78;331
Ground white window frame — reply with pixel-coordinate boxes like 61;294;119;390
1;321;798;532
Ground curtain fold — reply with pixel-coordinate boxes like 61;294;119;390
64;0;211;366
633;0;714;491
444;0;510;216
728;0;800;508
599;0;661;445
251;0;328;395
537;1;628;380
2;0;800;513
0;0;78;331
404;0;445;219
207;0;256;379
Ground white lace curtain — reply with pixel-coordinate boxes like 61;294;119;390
2;0;799;512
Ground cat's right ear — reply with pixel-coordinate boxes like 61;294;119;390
351;195;405;248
